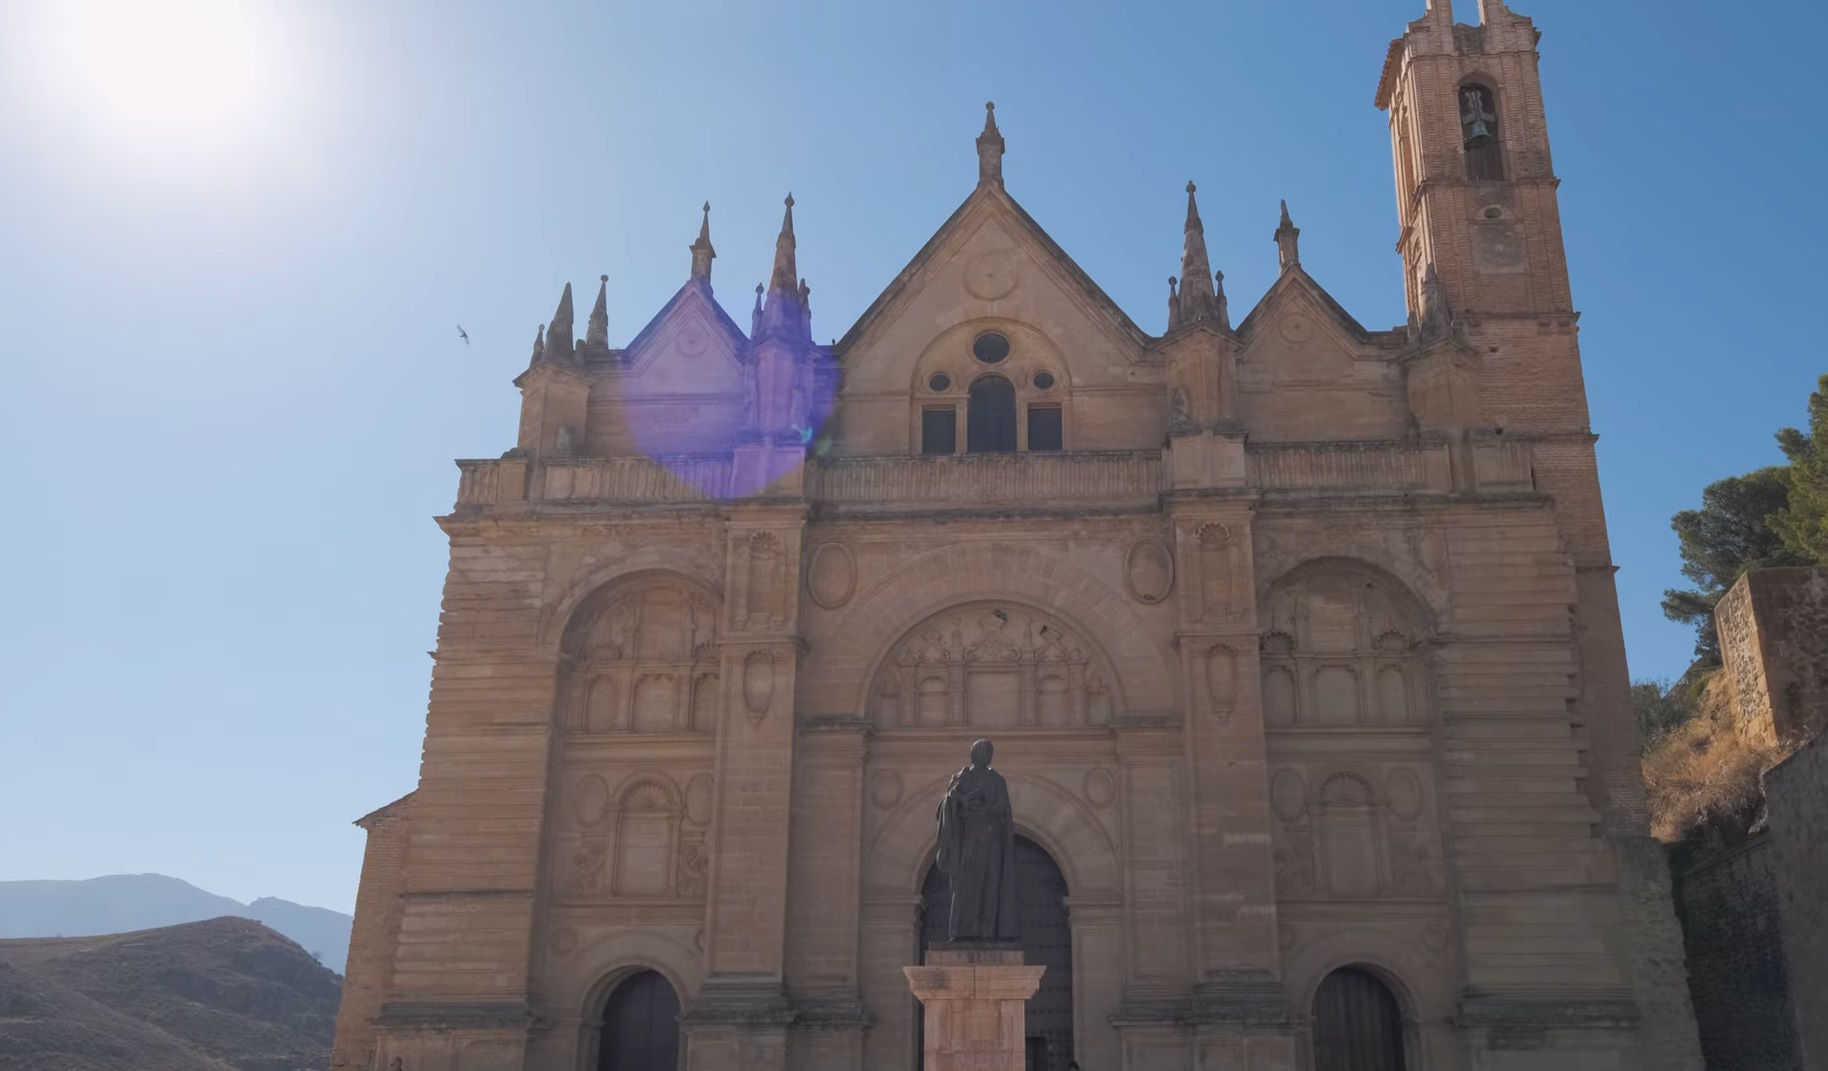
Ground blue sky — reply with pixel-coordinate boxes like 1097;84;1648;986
1;0;1822;914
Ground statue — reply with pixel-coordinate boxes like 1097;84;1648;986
934;738;1020;943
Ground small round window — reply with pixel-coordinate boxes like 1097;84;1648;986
1033;371;1055;390
928;373;952;392
971;331;1010;365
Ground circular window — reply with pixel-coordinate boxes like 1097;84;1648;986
928;373;952;392
1033;371;1055;390
971;331;1010;365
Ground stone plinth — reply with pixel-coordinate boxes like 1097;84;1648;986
904;947;1044;1071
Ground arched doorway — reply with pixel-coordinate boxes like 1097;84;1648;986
597;969;681;1071
1311;967;1406;1071
919;835;1073;1071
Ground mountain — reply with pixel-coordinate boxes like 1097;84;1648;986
0;916;341;1071
0;875;352;974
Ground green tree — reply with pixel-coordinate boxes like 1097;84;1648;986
1661;466;1803;662
1631;678;1694;749
1773;374;1828;562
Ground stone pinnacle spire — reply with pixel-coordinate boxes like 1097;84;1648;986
546;282;575;360
768;194;798;297
585;275;609;347
1275;199;1301;272
527;323;546;367
1167;276;1180;332
1173;181;1218;327
757;195;812;341
976;102;1005;188
690;202;715;283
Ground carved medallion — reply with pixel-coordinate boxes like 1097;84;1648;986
1124;539;1175;604
1277;313;1315;345
742;650;775;721
677;321;708;358
807;542;857;609
964;250;1019;301
1083;767;1116;809
574;775;610;828
684;774;714;827
1205;645;1236;722
1386;768;1425;822
1269;768;1308;823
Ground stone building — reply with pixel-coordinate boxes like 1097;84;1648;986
330;2;1703;1068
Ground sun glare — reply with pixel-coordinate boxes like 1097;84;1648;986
34;0;285;162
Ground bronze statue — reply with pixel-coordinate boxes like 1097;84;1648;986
934;738;1020;943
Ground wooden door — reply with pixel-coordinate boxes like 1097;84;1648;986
599;970;681;1071
1311;967;1405;1071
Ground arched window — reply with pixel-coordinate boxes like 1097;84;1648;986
967;375;1017;453
1460;83;1504;181
598;970;681;1071
1312;967;1406;1071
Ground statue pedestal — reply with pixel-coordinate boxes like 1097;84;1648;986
904;947;1044;1071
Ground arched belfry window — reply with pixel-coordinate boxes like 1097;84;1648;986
1460;84;1504;181
967;375;1017;453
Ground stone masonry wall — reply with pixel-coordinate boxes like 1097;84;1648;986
331;794;412;1070
1716;568;1828;746
1668;834;1800;1071
1765;734;1828;1068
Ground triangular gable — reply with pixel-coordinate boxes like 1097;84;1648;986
834;184;1153;358
617;278;750;366
1234;265;1372;347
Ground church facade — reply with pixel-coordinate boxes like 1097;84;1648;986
330;3;1704;1069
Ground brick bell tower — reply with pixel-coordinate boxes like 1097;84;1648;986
1379;2;1705;1067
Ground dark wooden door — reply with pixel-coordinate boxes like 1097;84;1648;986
599;970;681;1071
1311;968;1405;1071
920;835;1074;1071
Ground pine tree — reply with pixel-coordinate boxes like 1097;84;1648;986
1772;373;1828;563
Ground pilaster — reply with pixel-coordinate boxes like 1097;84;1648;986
1168;497;1289;1025
685;504;807;1071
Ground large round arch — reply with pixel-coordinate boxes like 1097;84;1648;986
860;599;1127;732
917;835;1074;1071
819;547;1171;723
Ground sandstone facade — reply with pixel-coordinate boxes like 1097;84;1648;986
330;2;1702;1068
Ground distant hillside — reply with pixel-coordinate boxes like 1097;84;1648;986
0;916;340;1071
0;875;351;974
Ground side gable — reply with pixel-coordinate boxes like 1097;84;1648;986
584;280;751;457
1233;268;1409;443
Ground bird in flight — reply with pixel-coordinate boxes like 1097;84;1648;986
457;325;471;345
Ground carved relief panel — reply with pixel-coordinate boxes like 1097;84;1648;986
1268;765;1443;900
869;603;1115;729
1258;570;1427;728
562;582;719;735
557;772;713;902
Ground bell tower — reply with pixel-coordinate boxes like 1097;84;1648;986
1377;0;1571;322
1379;4;1708;1068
